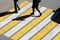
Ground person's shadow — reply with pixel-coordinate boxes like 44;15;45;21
0;11;16;17
51;7;60;24
12;14;32;21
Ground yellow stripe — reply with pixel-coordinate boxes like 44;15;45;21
11;9;53;40
0;1;28;21
0;5;41;35
0;1;29;34
53;33;60;40
0;8;32;34
31;21;57;40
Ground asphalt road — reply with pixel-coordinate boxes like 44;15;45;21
0;0;60;40
0;0;60;12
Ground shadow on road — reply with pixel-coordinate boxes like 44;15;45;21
0;11;16;17
12;14;32;21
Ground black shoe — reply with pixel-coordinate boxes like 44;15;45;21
40;13;42;16
13;11;17;13
35;13;42;17
30;13;34;15
18;8;20;10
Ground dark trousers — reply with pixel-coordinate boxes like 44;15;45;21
32;3;41;14
14;1;20;12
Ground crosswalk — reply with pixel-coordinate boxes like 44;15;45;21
53;33;60;40
0;1;60;40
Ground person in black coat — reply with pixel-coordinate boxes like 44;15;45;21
31;0;42;16
13;0;20;13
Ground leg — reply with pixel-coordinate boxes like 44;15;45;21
32;7;35;14
36;7;41;14
36;6;42;16
17;5;20;10
31;6;35;15
14;2;17;13
16;3;20;10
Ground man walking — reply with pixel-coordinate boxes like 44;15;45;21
31;0;42;17
13;0;20;13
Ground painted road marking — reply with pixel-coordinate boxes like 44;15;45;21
42;24;60;40
4;7;47;40
53;33;60;40
0;3;32;28
0;1;28;22
20;12;54;40
11;8;53;40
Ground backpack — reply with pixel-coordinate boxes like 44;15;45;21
51;7;60;23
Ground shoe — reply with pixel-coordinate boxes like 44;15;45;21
36;13;42;17
30;13;34;15
13;11;17;13
34;13;42;17
40;13;42;16
18;8;20;10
